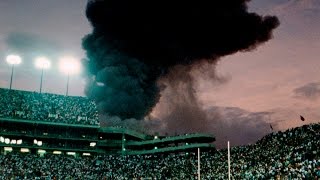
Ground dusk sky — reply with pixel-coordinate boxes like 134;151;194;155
0;0;319;148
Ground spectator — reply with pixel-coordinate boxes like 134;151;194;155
0;88;99;125
0;123;319;179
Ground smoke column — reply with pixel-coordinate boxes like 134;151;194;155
82;0;279;120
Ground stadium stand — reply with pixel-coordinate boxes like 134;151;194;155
0;123;319;179
0;88;319;179
0;88;99;125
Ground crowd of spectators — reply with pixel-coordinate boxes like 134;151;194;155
0;88;99;125
0;123;319;179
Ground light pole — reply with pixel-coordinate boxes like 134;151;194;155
58;56;81;96
35;57;51;93
6;55;22;90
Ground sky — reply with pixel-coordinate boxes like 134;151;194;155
0;0;319;148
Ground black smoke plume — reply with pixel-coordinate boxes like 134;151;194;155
82;0;279;120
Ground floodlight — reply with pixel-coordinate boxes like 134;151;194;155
90;142;96;147
37;141;42;146
83;153;91;156
4;138;10;144
35;57;51;93
34;139;38;144
58;56;81;75
6;55;22;65
0;136;4;143
35;57;51;69
59;56;81;96
6;54;22;90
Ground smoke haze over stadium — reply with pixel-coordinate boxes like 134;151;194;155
0;0;319;147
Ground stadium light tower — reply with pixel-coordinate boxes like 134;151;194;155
58;56;81;96
6;55;22;90
35;57;51;93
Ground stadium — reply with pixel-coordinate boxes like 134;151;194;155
0;88;319;179
1;0;320;179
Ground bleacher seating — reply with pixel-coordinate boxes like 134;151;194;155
0;88;99;125
0;123;319;179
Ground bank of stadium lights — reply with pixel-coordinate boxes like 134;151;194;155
35;57;51;93
58;56;81;96
6;54;22;90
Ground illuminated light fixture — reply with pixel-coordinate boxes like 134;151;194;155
154;146;158;150
4;147;13;151
123;138;126;141
38;149;46;154
6;54;22;90
186;143;189;145
17;139;22;145
0;136;4;143
34;139;38;144
35;57;51;93
21;148;30;153
67;152;76;156
37;141;42;146
5;138;10;144
83;153;91;156
53;151;62;155
58;56;81;75
122;148;126;151
6;55;22;65
99;136;102;139
154;136;158;139
10;139;16;144
35;57;51;69
90;142;96;147
58;56;81;96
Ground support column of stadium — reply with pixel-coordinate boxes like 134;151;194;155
9;64;14;90
198;148;201;180
228;141;231;180
6;55;22;90
40;68;44;93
